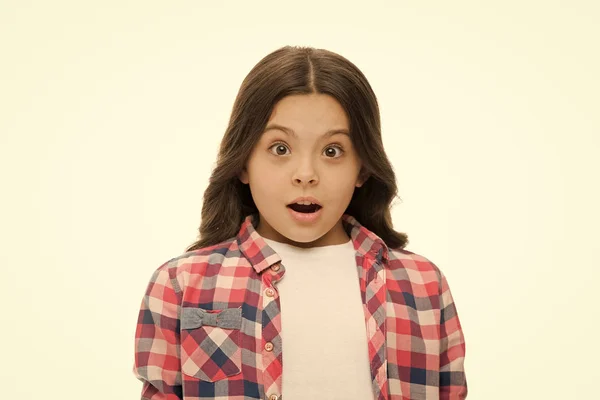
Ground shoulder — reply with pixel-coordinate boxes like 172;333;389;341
387;247;445;290
149;236;242;287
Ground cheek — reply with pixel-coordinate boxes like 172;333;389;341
249;173;281;200
324;168;361;186
320;176;360;202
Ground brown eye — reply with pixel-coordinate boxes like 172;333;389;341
268;143;344;158
269;143;289;156
324;146;344;158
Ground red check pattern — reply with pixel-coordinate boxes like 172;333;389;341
133;212;467;399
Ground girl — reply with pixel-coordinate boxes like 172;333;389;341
133;45;467;400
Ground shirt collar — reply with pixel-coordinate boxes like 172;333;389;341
236;212;390;274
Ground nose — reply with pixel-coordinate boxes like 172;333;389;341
292;162;319;186
294;176;317;185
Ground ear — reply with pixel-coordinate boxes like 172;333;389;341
356;169;369;188
238;167;249;184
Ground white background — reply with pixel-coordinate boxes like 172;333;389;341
1;1;599;398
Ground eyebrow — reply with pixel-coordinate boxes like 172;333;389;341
263;123;350;139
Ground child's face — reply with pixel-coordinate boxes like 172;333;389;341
238;93;367;248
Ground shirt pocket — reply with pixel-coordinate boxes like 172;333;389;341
180;306;243;382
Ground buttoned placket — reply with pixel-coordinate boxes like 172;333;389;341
262;261;284;400
364;249;389;400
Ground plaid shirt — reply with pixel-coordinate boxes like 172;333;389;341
133;213;467;399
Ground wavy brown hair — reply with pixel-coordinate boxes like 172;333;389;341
185;45;408;252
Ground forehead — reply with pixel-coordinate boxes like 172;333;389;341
267;94;349;130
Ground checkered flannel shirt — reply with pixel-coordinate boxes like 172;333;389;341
133;212;467;399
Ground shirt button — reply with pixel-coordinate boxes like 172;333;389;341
272;264;280;272
265;288;275;297
264;342;274;351
268;394;280;400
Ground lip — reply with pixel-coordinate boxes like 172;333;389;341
287;205;323;223
287;196;322;206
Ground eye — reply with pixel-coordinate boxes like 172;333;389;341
323;145;344;158
269;143;290;156
268;142;345;158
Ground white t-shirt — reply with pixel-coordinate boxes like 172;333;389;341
262;237;374;400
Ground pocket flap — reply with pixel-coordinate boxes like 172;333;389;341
181;307;242;330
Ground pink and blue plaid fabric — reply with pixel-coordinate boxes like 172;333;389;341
133;212;467;399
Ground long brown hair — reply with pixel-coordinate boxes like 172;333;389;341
185;45;408;252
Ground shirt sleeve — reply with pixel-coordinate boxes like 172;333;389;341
133;263;183;400
438;270;468;399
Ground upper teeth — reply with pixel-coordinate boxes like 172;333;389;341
296;201;316;205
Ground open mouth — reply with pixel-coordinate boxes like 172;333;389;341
287;203;323;214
